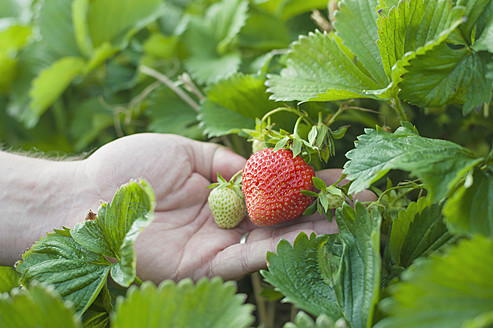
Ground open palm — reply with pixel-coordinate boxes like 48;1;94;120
82;133;372;283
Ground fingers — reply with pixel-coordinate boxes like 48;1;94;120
207;218;338;280
188;140;247;182
211;146;247;181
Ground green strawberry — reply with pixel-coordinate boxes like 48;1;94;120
208;173;246;229
242;148;315;226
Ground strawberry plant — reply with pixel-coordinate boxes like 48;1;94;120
1;0;493;327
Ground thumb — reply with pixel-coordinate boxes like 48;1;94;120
189;140;247;182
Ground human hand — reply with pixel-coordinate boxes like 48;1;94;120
80;133;375;283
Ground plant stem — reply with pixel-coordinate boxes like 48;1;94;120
230;169;243;183
134;276;143;286
326;104;347;126
140;65;200;113
261;107;313;126
261;107;299;122
293;116;304;136
251;272;271;328
392;97;408;122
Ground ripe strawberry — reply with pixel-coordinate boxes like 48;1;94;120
208;173;246;229
242;148;315;226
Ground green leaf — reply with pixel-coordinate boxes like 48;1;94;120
377;0;462;80
0;25;31;54
344;123;483;201
0;0;20;18
69;97;114;152
375;236;493;328
255;0;328;21
5;41;56;125
463;311;493;328
301;190;319;197
0;283;81;328
72;0;93;58
181;15;241;84
143;33;180;60
198;73;279;137
15;229;112;315
443;167;493;237
81;312;109;328
266;31;381;102
473;15;493;52
399;42;493;115
283;312;337;328
182;0;248;84
85;42;119;74
0;266;19;293
334;0;387;86
111;278;255;328
81;283;113;327
369;0;466;99
239;11;291;50
87;0;165;48
185;51;241;86
28;57;86;126
206;0;248;54
376;0;400;14
38;0;82;58
262;202;381;326
312;176;328;191
261;233;342;318
0;25;31;94
387;197;455;270
147;86;199;137
71;180;156;287
456;0;492;45
331;202;382;327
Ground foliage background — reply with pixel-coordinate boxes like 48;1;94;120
1;0;492;161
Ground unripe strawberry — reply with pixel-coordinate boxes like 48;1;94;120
208;173;246;229
242;148;315;226
208;187;246;229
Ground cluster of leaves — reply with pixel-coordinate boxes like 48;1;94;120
0;278;254;328
266;0;493;116
0;0;329;153
255;0;493;326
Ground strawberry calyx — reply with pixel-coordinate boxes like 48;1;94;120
241;107;349;164
207;170;243;199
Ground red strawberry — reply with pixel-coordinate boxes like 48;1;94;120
242;148;315;226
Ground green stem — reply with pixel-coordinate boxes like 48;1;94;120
261;107;313;126
230;169;243;183
261;107;297;122
133;276;143;286
392;97;408;122
293;116;304;136
326;104;347;126
377;183;424;204
140;65;200;113
251;272;271;328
